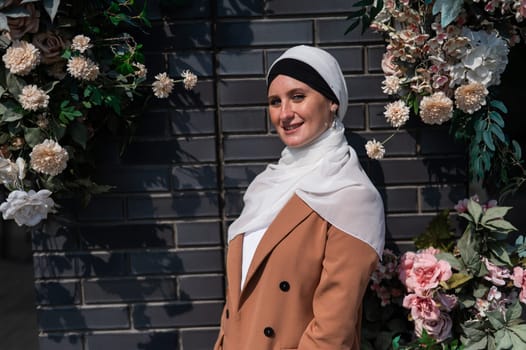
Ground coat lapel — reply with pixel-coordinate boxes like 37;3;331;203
226;234;243;313
239;195;313;302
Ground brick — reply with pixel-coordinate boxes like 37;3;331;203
166;80;216;107
218;78;267;105
367;46;386;73
176;221;223;247
343;104;366;130
32;225;79;251
421;185;467;212
224;135;283;161
130;249;224;275
35;282;81;306
179;275;225;300
171;110;216;135
172;165;218;190
122;137;216;164
137;22;211;50
382;187;418;213
419;128;464;155
221;107;268;133
224;164;267;188
181;329;220;350
217;0;264;17
316;18;382;44
224;190;244;217
366;157;467;185
84;278;177;303
216;20;313;47
38;306;129;331
134;110;171;137
78;224;174;250
140;0;210;19
217;50;265;75
386;214;438;240
33;253;129;278
133;302;223;328
168;51;214;78
38;334;83;350
127;192;219;219
348;130;417;157
326;47;364;73
76;197;125;222
87;331;179;350
265;0;355;14
94;166;171;192
347;75;386;101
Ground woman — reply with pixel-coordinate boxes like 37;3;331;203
214;45;385;350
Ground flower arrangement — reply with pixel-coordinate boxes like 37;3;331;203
0;0;197;227
363;196;526;349
348;0;526;192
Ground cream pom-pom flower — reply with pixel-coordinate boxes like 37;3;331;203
454;82;488;114
2;40;41;76
29;139;69;176
384;100;410;128
67;56;100;81
19;85;50;111
71;34;92;53
365;139;386;160
152;72;175;98
181;70;198;90
419;92;453;125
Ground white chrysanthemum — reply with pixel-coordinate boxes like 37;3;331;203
133;62;147;78
67;56;100;81
365;139;385;160
181;69;198;90
384;100;410;128
449;29;509;87
152;72;174;98
2;40;41;75
0;189;56;226
454;82;488;114
18;85;50;111
71;35;92;53
29;139;69;176
382;75;401;95
419;92;453;125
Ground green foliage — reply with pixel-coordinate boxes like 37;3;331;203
414;210;456;252
346;0;383;34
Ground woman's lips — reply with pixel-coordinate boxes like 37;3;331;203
282;122;303;134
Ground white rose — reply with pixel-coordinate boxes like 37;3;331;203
0;189;56;226
0;157;19;186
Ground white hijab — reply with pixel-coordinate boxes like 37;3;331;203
227;45;385;257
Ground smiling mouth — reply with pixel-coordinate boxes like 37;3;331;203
283;123;303;132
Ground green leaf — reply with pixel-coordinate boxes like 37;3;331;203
436;252;464;270
6;72;24;97
432;0;464;27
483;130;496;151
467;199;483;223
104;94;121;115
506;300;523;321
490;100;508;114
353;0;375;7
488;244;512;266
489;111;505;128
490;124;506;144
1;108;23;122
68;122;88;149
508;324;526;343
482;206;512;224
487;310;506;330
441;272;472;289
344;20;360;34
512;140;522;160
486;219;517;232
22;127;44;147
495;329;513;350
42;0;60;21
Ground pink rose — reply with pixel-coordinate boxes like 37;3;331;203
420;247;441;255
398;251;416;283
415;312;453;343
513;266;526;304
7;3;40;40
403;294;440;320
483;258;510;286
32;31;68;65
404;253;452;294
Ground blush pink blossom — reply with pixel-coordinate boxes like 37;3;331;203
513;266;526;304
403;294;441;321
415;312;453;342
398;251;416;283
404;253;452;294
483;258;510;286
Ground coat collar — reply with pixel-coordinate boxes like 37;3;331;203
226;195;313;311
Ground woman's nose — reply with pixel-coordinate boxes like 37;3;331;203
279;101;294;120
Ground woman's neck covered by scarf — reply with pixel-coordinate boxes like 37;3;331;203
227;120;385;257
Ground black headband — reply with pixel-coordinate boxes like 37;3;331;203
267;58;339;104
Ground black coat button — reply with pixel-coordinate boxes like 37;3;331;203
279;281;290;292
226;309;229;319
263;327;274;337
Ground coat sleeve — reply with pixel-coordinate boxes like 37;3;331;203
297;224;379;350
213;299;227;350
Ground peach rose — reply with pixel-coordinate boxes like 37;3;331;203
404;253;452;294
32;31;68;64
403;294;440;320
415;312;453;343
7;3;40;40
381;52;400;76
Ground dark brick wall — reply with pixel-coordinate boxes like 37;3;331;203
32;1;467;349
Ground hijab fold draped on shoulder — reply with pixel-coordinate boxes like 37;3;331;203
227;45;385;257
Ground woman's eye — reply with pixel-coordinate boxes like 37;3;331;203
269;98;280;106
292;94;305;101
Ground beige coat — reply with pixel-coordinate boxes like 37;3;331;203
214;195;379;350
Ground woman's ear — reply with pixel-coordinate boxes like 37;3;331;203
330;102;338;114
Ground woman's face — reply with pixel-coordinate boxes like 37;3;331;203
267;75;338;148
